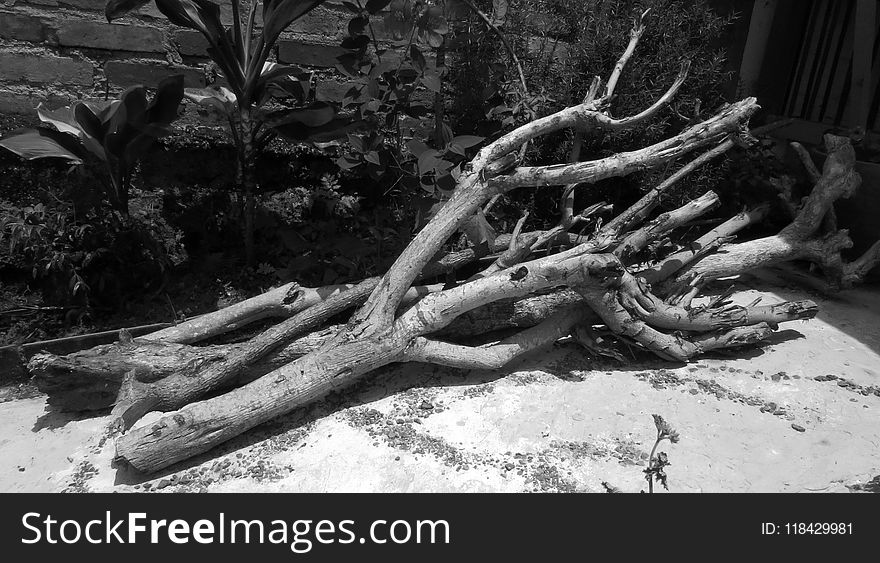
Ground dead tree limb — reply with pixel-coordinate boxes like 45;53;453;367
27;22;858;475
674;134;876;288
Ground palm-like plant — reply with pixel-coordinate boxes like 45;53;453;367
0;76;184;215
105;0;358;264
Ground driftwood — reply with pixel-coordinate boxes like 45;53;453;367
25;19;879;474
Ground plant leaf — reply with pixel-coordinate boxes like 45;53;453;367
155;0;244;91
184;86;237;112
73;102;104;142
147;74;185;125
0;128;86;163
450;135;483;149
406;139;431;158
365;0;392;14
36;103;81;137
262;0;327;48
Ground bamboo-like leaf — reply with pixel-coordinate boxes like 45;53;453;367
0;128;87;163
155;0;245;91
262;0;326;47
105;0;153;21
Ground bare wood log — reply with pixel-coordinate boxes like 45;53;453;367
145;282;353;344
560;10;647;227
611;272;818;333
613;191;720;260
676;134;869;286
114;248;816;472
112;279;443;428
114;251;621;471
639;203;770;285
574;283;786;363
350;62;700;336
403;308;591;370
489;98;757;193
841;241;880;287
30;288;595;413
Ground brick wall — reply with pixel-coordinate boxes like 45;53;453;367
0;0;368;121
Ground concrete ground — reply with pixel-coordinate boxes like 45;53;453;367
2;275;879;493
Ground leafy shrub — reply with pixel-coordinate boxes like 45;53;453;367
0;77;185;214
106;0;361;265
0;195;186;309
333;0;490;197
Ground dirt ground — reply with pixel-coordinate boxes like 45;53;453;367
2;272;879;493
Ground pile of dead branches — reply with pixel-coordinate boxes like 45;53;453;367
28;17;879;474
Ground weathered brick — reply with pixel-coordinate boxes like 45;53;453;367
315;79;350;102
0;52;93;85
58;21;165;52
0;90;72;115
56;0;105;10
0;12;47;42
134;0;263;25
278;40;347;68
104;60;204;88
288;8;350;39
174;30;209;57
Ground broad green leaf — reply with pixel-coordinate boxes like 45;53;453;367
417;149;439;175
348;16;368;37
405;139;430;157
36;103;81;137
114;86;148;132
0;128;86;163
421;72;442;93
94;100;122;124
336;155;361;170
409;44;426;73
365;0;392;14
255;62;308;98
347;134;365;153
341;35;370;50
184;86;237;112
105;0;153;21
450;135;483;149
73;102;104;142
364;150;381;165
262;0;327;48
147;74;185;125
